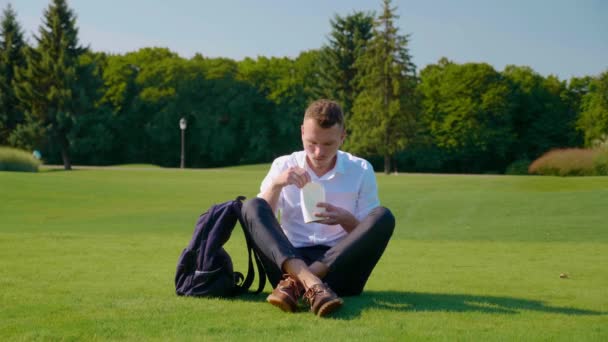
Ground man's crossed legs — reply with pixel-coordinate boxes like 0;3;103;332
241;198;395;317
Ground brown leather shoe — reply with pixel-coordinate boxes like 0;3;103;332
266;275;303;312
303;283;343;317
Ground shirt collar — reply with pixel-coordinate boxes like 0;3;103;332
298;150;345;180
334;151;345;174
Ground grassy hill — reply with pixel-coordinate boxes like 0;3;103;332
1;167;606;340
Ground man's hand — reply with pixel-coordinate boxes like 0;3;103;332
274;166;311;189
261;167;310;212
314;202;359;232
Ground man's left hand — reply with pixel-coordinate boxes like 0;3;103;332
314;202;359;232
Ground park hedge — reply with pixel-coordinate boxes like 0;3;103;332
0;146;41;172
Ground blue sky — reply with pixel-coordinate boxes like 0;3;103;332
2;0;607;80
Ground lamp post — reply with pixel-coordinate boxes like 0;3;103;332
179;117;187;168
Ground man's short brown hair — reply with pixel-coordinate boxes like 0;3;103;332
304;99;344;129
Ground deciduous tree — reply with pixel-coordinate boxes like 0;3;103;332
418;59;514;172
504;65;580;160
577;70;608;146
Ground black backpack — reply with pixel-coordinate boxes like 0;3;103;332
174;196;266;297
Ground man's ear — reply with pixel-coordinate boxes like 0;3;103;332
301;125;304;136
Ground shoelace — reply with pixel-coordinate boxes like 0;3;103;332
279;276;302;297
303;284;325;306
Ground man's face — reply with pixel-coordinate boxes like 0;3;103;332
301;118;345;171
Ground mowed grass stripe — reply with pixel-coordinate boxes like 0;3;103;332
1;234;605;340
2;168;606;241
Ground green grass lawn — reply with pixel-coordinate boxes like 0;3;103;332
1;167;607;341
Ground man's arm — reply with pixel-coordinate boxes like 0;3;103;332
315;160;378;232
260;182;283;213
260;166;311;213
354;161;380;221
314;203;359;233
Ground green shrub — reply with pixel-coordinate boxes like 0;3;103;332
0;146;41;172
528;148;599;176
505;159;531;175
591;134;608;149
594;147;608;175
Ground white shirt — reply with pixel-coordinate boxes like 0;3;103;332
258;150;380;248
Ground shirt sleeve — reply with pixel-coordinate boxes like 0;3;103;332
355;161;380;221
258;157;288;212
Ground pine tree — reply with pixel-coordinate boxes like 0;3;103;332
14;0;87;169
348;0;417;174
317;11;373;118
0;3;27;145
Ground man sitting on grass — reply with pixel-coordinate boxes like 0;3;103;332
241;99;395;317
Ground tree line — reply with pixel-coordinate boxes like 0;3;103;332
1;0;606;173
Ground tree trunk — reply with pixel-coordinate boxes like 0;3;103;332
384;154;390;174
60;134;72;170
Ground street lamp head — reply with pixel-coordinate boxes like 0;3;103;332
179;117;187;130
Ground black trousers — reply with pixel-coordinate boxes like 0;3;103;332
241;198;395;296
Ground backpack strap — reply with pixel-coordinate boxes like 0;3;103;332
234;196;266;295
241;225;266;294
252;245;266;293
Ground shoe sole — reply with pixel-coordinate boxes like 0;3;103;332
267;294;297;313
316;298;344;317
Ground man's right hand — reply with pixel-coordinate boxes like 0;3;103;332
262;166;311;212
274;166;311;189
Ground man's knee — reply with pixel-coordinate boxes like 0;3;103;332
370;206;396;238
242;197;269;218
241;197;279;239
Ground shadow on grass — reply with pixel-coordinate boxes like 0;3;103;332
335;291;605;320
39;167;83;173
